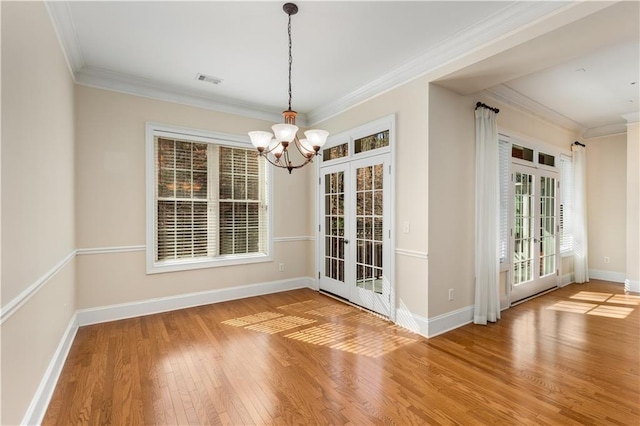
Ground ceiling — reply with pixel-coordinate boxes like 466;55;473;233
47;1;639;137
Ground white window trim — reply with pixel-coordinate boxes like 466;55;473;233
145;122;273;274
320;115;393;166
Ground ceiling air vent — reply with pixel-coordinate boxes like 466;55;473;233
195;73;223;85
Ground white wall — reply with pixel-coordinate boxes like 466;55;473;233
1;2;76;424
427;84;476;317
74;86;314;309
585;133;627;281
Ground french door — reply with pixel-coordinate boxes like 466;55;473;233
319;154;391;317
510;165;559;303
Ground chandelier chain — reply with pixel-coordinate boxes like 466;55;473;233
287;13;293;111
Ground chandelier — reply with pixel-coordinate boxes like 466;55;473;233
248;3;329;174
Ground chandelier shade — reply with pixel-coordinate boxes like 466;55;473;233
248;3;329;173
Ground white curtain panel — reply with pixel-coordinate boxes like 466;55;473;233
473;108;501;325
572;144;589;283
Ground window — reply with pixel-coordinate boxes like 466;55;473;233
354;130;389;154
559;154;573;255
146;124;270;274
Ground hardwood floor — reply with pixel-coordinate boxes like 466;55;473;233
43;280;639;425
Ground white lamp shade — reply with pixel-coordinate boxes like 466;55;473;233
272;123;299;142
299;138;313;153
269;139;285;157
304;129;329;148
248;131;273;149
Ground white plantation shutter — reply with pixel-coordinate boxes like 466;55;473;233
154;136;267;265
498;139;510;264
559;154;573;254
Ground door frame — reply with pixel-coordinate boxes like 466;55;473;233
315;115;396;321
509;162;561;304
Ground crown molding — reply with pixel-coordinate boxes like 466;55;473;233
484;84;585;133
76;67;295;125
306;1;569;125
622;111;640;124
47;1;567;128
45;1;84;76
583;123;628;139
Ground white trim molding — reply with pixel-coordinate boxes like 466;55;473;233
625;279;640;293
21;313;79;426
77;67;287;125
427;305;474;338
76;245;146;255
395;306;429;338
0;250;76;324
395;248;428;260
273;236;315;243
589;269;626;284
77;276;316;326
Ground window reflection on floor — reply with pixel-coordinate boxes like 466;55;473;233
547;291;639;319
221;300;417;357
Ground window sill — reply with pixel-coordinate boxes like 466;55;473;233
147;253;272;274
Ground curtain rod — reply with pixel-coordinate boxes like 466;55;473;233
475;102;499;114
574;141;586;147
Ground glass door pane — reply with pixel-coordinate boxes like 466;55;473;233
355;164;384;295
513;171;534;285
324;171;345;283
539;175;557;277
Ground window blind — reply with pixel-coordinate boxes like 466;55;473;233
154;136;267;264
559;154;573;254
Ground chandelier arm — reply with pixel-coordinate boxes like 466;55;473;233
292;135;317;156
259;150;314;173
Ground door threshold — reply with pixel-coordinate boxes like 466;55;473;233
318;290;391;322
511;285;559;306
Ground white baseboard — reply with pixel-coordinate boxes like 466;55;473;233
625;279;640;293
22;313;79;426
395;305;474;339
427;305;474;338
589;269;626;283
395;306;429;338
77;276;316;326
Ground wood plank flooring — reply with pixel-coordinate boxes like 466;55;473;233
43;280;639;425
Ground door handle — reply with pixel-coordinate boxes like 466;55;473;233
343;239;349;244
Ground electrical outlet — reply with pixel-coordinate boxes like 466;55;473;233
279;263;285;272
448;288;454;301
604;257;610;264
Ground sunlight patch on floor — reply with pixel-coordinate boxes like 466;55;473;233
285;323;358;346
244;316;317;334
587;305;635;319
548;291;637;319
570;291;612;302
305;304;357;317
547;301;596;314
330;332;418;358
221;311;284;327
